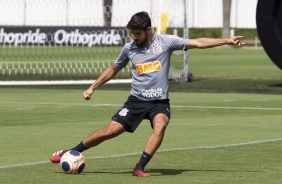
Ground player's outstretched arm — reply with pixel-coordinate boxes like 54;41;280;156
185;36;244;49
83;64;122;100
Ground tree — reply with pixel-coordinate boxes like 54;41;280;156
103;0;112;26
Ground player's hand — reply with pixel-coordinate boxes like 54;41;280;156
83;88;94;100
229;36;245;46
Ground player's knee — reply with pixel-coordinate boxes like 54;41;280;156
101;123;124;139
153;114;169;128
153;119;168;133
101;128;119;139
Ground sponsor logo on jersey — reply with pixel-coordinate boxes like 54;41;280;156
119;108;129;116
141;88;163;98
152;42;162;54
136;61;161;74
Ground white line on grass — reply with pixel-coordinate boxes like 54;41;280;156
1;138;282;169
0;101;282;111
172;105;282;111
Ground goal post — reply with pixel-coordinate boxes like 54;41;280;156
0;0;188;86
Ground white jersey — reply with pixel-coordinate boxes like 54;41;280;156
114;34;188;101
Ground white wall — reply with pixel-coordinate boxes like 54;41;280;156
230;0;258;28
0;0;258;28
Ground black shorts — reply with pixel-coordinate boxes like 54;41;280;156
112;95;171;133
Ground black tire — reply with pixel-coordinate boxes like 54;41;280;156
256;0;282;70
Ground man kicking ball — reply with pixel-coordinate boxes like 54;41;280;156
50;11;244;177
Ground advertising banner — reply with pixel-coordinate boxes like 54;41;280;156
0;26;127;47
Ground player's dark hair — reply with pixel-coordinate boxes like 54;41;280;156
126;11;151;30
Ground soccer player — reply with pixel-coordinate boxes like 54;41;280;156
50;11;244;177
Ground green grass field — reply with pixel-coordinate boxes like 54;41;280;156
0;88;282;183
0;46;282;183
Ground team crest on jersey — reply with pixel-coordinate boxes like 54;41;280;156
119;108;129;116
152;42;162;54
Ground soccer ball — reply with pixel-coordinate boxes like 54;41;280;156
60;150;85;174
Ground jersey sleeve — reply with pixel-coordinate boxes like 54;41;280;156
114;44;130;68
166;35;188;51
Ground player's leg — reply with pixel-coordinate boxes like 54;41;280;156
144;113;169;155
133;113;169;177
50;121;125;163
78;120;126;149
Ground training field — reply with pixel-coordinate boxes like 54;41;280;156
0;88;282;183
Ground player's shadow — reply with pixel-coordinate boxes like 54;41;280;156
83;168;261;176
268;83;282;87
83;169;187;175
146;168;261;176
147;168;192;175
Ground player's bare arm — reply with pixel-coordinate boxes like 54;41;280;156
185;36;244;49
83;64;122;100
